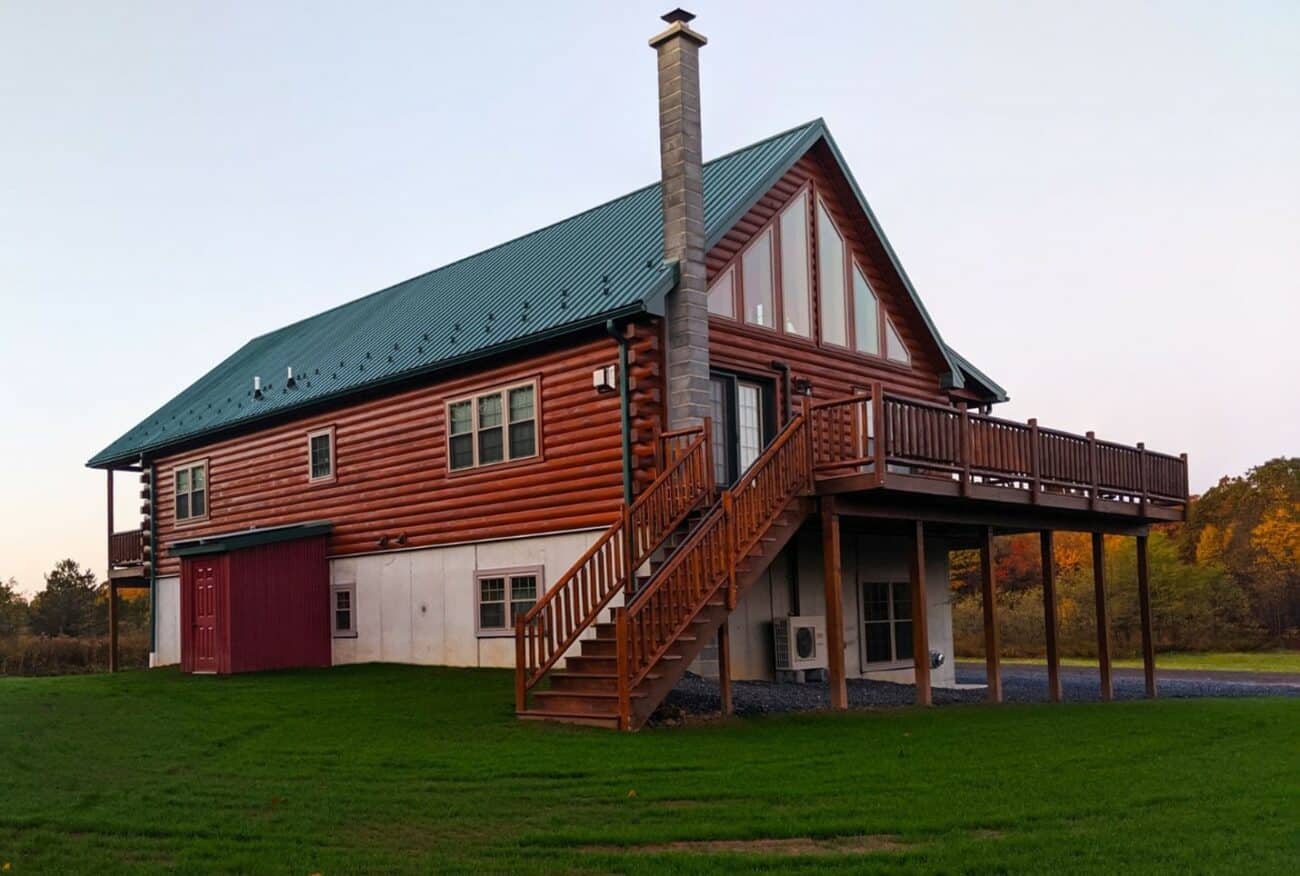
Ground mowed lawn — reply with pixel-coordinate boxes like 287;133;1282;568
1;665;1297;874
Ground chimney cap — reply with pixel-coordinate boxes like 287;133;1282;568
650;8;707;48
661;8;695;24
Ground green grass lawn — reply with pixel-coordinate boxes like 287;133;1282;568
1;665;1297;874
995;650;1300;674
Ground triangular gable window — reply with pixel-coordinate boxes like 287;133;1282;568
852;264;879;356
885;317;909;364
707;266;735;318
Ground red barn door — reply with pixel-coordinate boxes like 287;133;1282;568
191;559;222;673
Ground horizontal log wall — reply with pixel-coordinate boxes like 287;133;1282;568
707;148;950;409
152;330;637;578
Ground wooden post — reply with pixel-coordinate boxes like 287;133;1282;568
106;469;115;545
1137;534;1156;698
959;405;972;497
1137;442;1148;516
623;504;635;596
1040;531;1062;703
615;607;631;731
821;497;847;710
108;581;119;673
1086;431;1098;511
870;381;886;485
1028;418;1041;503
718;620;733;716
979;526;1002;703
514;615;527;713
909;520;932;706
1092;532;1113;702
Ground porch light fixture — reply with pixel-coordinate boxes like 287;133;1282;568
592;364;618;394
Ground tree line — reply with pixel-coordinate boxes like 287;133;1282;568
950;457;1299;657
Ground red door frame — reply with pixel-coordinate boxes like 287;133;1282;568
181;555;228;673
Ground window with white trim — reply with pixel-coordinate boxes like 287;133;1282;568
447;380;538;471
476;567;541;635
862;581;913;664
308;427;335;482
331;583;357;637
174;461;207;522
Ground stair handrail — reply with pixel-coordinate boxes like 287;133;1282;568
515;424;713;711
618;413;813;709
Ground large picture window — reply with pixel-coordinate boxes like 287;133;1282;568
447;380;538;472
816;199;848;347
173;461;208;522
862;581;913;665
476;567;541;635
741;227;775;329
778;190;811;337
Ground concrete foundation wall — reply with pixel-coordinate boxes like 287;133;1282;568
150;575;181;667
710;527;956;688
330;529;603;669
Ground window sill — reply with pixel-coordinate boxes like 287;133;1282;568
862;659;915;671
332;632;358;639
476;630;516;639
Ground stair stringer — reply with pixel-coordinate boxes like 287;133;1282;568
626;496;815;729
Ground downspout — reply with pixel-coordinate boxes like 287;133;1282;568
606;320;634;505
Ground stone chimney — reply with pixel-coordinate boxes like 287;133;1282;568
650;9;710;428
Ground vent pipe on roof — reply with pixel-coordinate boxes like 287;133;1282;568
253;376;262;400
651;9;710;428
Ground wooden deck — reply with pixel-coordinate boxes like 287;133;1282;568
806;387;1188;527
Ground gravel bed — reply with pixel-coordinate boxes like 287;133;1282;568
656;664;1298;723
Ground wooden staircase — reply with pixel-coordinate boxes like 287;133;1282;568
517;411;815;730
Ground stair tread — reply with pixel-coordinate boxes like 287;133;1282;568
534;689;646;700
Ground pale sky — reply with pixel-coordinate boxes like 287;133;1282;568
1;1;1297;595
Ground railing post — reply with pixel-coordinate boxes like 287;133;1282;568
623;504;635;596
1086;430;1098;510
615;607;631;731
1179;452;1189;510
870;382;886;485
514;615;526;713
959;405;972;497
1137;442;1148;514
1029;418;1041;503
702;416;715;499
722;489;737;609
800;396;814;479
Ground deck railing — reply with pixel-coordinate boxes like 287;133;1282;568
515;423;713;710
109;529;145;567
809;385;1187;511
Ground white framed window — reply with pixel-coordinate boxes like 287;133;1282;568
862;581;913;665
885;317;910;365
331;582;357;638
173;460;208;523
816;198;849;347
446;379;539;472
308;426;335;483
476;567;542;636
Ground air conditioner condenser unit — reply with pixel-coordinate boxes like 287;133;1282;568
773;615;827;671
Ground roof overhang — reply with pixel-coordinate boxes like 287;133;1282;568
169;521;333;557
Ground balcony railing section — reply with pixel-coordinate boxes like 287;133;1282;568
809;384;1187;513
109;529;146;567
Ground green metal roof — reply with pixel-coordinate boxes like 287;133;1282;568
88;118;1000;468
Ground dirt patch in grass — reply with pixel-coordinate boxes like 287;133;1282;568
584;834;911;856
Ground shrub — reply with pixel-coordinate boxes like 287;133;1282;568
0;633;149;676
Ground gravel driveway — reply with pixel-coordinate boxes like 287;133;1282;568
657;662;1299;722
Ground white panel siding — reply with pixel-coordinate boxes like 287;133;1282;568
150;575;181;667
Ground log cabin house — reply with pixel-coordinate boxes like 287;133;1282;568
90;10;1188;729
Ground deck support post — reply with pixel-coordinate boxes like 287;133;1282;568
717;620;733;716
821;497;848;710
1092;532;1113;702
1040;531;1062;703
909;520;932;706
108;580;119;674
979;526;1002;703
1137;534;1156;698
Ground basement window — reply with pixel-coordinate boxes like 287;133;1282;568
476;567;541;636
173;460;208;523
447;379;539;472
862;581;913;665
331;583;357;638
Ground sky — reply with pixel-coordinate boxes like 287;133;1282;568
1;1;1297;595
